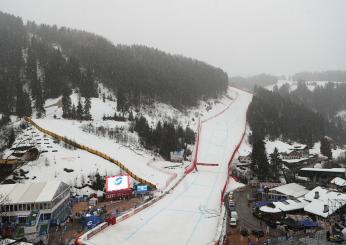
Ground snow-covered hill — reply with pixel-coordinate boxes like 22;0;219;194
2;86;238;195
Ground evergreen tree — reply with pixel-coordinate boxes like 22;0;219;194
269;147;281;181
251;136;269;181
84;97;92;120
71;104;76;119
128;111;134;121
62;87;72;118
15;82;26;117
320;137;332;159
7;128;15;148
117;87;128;115
23;91;32;117
76;99;83;120
34;81;45;118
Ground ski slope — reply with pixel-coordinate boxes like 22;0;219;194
86;87;252;245
31;118;170;190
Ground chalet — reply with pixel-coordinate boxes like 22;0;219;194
281;145;309;160
238;154;251;164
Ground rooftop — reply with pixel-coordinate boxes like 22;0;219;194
260;197;309;213
300;168;346;173
270;183;309;198
0;181;70;204
330;177;346;187
304;186;346;218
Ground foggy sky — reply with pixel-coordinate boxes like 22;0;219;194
1;0;345;76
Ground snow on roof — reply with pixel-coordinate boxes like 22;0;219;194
300;168;346;173
270;183;309;198
0;239;32;245
0;181;70;204
304;186;346;218
259;205;281;213
290;145;307;150
331;177;346;187
282;158;309;164
260;198;309;213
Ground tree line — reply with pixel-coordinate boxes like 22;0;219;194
0;11;228;118
133;116;195;159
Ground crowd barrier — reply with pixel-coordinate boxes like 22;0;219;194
77;165;188;245
0;159;20;165
24;117;157;189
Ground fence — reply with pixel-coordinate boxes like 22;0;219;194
24;117;156;189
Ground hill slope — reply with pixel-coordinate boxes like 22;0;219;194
0;11;228;118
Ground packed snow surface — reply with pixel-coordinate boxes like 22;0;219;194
87;87;252;245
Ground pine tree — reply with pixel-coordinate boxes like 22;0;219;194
76;99;83;120
23;91;32;117
84;97;92;120
71;104;76;119
320;137;332;159
128;111;134;121
7;128;15;148
34;81;46;118
80;68;97;98
117;87;128;116
251;136;269;181
270;147;281;181
62;87;72;118
15;82;26;117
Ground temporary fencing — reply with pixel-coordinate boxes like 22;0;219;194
24;117;157;189
184;118;201;174
76;166;187;245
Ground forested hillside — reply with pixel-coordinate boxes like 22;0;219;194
248;87;346;146
229;73;279;91
286;81;346;119
0;11;228;118
292;70;346;82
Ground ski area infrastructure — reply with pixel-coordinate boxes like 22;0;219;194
80;87;252;245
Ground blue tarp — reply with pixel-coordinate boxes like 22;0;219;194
299;219;318;228
255;201;272;207
83;215;103;229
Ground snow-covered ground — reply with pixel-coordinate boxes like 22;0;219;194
3;124;120;194
238;133;345;161
25;85;237;189
32;118;171;190
86;87;252;245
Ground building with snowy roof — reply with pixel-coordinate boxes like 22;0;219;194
0;181;71;225
330;177;346;187
265;183;309;201
304;186;346;219
299;168;346;186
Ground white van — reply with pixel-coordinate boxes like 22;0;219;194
230;211;238;219
230;217;237;227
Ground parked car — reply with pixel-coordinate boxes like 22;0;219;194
329;234;344;244
252;229;264;237
230;211;238;219
228;205;236;212
240;228;249;236
230;217;237;227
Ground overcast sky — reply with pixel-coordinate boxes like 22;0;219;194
1;0;345;76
